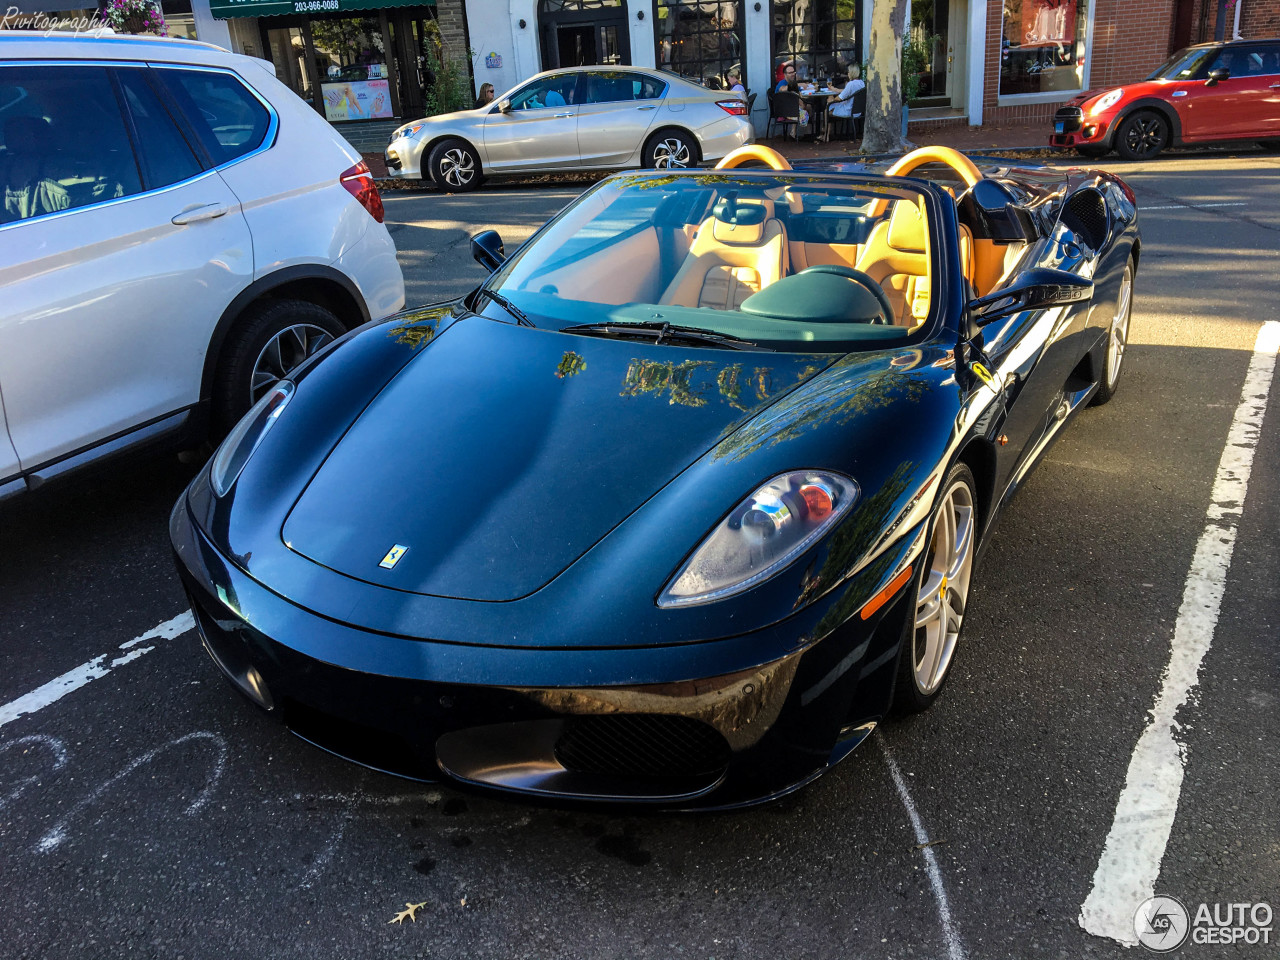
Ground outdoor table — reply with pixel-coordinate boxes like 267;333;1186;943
798;86;837;140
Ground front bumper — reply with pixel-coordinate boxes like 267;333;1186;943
171;493;917;809
1049;105;1111;148
385;135;424;179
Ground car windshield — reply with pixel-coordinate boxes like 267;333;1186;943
481;171;938;353
1147;46;1215;80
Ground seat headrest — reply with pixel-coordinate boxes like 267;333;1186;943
887;198;927;254
4;116;52;156
712;197;767;226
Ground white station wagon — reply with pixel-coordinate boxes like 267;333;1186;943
0;31;405;499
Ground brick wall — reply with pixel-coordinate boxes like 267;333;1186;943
1190;0;1280;40
980;0;1179;125
435;0;473;72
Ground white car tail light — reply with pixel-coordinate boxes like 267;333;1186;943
340;160;385;223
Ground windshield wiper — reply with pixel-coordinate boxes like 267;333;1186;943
475;288;535;327
561;320;770;351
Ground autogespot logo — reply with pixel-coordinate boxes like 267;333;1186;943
1134;896;1191;953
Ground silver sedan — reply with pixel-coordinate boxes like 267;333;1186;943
385;67;754;192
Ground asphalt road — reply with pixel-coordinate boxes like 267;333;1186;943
1;152;1277;960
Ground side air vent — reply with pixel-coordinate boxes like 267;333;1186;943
1060;188;1108;251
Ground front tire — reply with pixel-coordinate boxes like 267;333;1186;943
1090;256;1134;406
893;463;978;714
213;299;344;435
1115;110;1169;161
643;130;698;169
428;138;482;192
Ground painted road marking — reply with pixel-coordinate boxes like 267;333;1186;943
878;734;966;960
1079;320;1280;944
1141;202;1247;210
0;611;193;730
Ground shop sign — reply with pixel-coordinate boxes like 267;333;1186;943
485;52;502;68
210;0;434;19
322;78;393;121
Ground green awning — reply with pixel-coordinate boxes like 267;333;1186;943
211;0;432;18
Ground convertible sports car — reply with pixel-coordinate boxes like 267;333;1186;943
171;145;1140;808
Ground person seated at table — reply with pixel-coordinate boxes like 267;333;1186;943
727;67;746;99
823;66;865;140
773;61;810;128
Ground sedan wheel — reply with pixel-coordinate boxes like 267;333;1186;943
645;131;697;169
1116;111;1169;161
428;139;482;192
894;463;977;712
1090;257;1134;406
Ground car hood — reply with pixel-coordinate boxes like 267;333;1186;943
281;316;833;602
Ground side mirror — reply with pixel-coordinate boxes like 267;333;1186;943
967;267;1093;329
497;98;512;113
1205;68;1230;86
470;230;506;272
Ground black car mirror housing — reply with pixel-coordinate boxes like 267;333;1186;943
1206;68;1230;86
471;230;506;272
967;267;1094;330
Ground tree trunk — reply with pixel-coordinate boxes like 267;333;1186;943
862;0;910;154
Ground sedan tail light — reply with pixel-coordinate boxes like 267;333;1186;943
339;160;384;223
717;99;749;117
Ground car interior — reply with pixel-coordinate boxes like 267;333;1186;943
493;145;1033;348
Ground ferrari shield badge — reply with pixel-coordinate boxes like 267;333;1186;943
379;544;408;569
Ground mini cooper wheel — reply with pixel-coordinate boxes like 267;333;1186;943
213;299;344;435
428;139;482;192
644;130;698;169
1090;257;1134;406
1115;111;1169;161
894;462;977;714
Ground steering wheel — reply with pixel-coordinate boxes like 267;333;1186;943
715;145;793;171
798;265;896;325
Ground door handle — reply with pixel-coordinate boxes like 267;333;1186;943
1271;83;1280;89
172;203;228;225
637;105;657;110
553;112;574;118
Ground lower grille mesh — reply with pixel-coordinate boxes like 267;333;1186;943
554;714;730;780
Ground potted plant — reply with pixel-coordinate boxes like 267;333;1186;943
105;0;167;36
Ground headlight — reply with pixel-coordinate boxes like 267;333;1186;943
391;122;425;142
658;471;859;608
1091;89;1124;115
209;381;294;497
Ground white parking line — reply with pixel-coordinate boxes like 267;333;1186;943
0;612;193;729
1079;320;1280;944
1140;202;1247;210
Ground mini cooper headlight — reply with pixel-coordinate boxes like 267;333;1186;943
1091;89;1124;115
658;471;859;607
209;381;295;498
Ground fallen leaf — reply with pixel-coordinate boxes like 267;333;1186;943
389;901;428;924
460;897;467;907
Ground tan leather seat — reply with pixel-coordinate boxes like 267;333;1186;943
854;197;931;325
660;197;788;310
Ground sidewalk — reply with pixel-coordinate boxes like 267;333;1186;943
362;119;1054;182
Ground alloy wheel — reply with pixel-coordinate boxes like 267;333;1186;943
1108;263;1133;389
440;147;476;187
1124;116;1166;158
913;478;976;696
653;137;692;168
249;323;334;403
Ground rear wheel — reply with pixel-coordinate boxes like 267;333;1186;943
213;299;344;435
1115;110;1169;161
893;462;978;714
644;130;698;169
428;138;482;192
1090;257;1134;406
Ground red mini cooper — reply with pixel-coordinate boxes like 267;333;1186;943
1050;38;1280;159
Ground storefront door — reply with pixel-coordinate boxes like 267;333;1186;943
539;0;630;70
910;0;966;109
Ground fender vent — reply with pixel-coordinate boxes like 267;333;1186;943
1060;189;1108;251
554;714;730;780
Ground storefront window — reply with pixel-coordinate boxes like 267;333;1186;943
1000;0;1089;96
267;26;313;101
161;0;196;40
311;16;395;120
772;0;860;86
656;0;745;91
